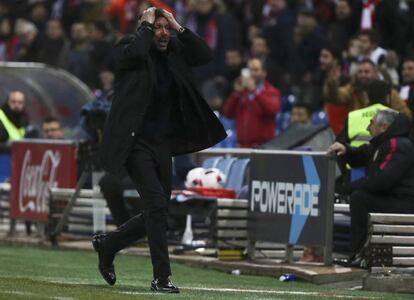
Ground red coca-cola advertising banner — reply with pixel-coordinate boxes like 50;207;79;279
10;139;78;221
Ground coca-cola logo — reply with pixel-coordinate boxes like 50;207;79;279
19;150;61;213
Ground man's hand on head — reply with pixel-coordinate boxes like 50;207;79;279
141;7;156;24
161;9;183;32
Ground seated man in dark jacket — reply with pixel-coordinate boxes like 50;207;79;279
328;109;414;266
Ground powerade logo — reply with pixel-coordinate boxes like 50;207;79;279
250;156;321;244
250;181;319;216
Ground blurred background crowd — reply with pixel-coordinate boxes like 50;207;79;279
1;0;414;147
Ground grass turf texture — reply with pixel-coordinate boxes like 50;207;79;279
0;245;411;300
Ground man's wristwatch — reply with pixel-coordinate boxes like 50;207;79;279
177;26;185;34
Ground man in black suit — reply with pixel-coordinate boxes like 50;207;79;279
328;110;414;267
92;7;226;293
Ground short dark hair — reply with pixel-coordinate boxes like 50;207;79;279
138;8;165;24
43;116;61;125
365;80;391;105
358;58;376;68
292;102;313;117
321;43;342;62
358;29;380;45
155;8;165;19
403;55;414;64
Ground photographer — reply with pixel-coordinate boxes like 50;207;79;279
223;58;281;148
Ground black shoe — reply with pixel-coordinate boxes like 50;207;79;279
151;277;180;293
348;254;364;268
92;234;116;286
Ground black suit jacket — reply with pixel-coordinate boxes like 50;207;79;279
100;25;226;174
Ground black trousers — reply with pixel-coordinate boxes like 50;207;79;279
105;138;172;278
99;174;136;227
350;190;414;255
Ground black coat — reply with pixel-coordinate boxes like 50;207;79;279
99;25;226;175
342;113;414;201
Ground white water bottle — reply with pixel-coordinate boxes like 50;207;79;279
181;214;193;245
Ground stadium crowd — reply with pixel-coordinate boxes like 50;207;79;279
1;0;414;146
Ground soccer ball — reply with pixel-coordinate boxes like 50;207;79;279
201;168;226;188
185;167;205;188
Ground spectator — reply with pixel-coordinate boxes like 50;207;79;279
250;35;285;93
357;29;386;65
355;32;399;87
184;0;238;83
356;29;400;86
88;20;114;89
68;22;92;86
291;9;326;109
15;19;40;62
28;1;50;36
290;102;312;125
96;69;115;101
218;47;245;97
0;91;28;145
319;46;350;135
326;0;357;54
225;0;264;48
0;16;19;61
399;57;414;113
223;58;281;148
353;0;402;54
342;35;362;79
292;9;326;82
50;0;84;33
327;109;414;266
37;19;70;69
42;116;64;140
324;59;411;117
262;0;295;76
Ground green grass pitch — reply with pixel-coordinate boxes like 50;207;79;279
0;245;411;299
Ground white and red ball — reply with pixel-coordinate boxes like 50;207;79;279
185;167;205;188
185;167;226;189
201;168;226;188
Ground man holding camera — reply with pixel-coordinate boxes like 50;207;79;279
223;58;281;148
94;7;226;293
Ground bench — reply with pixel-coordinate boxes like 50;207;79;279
364;213;414;267
49;188;116;238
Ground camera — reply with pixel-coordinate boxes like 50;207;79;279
240;67;253;89
80;99;111;146
78;99;111;170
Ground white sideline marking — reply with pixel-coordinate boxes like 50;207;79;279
2;291;35;297
185;287;380;299
1;290;76;300
118;287;380;299
119;291;164;296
